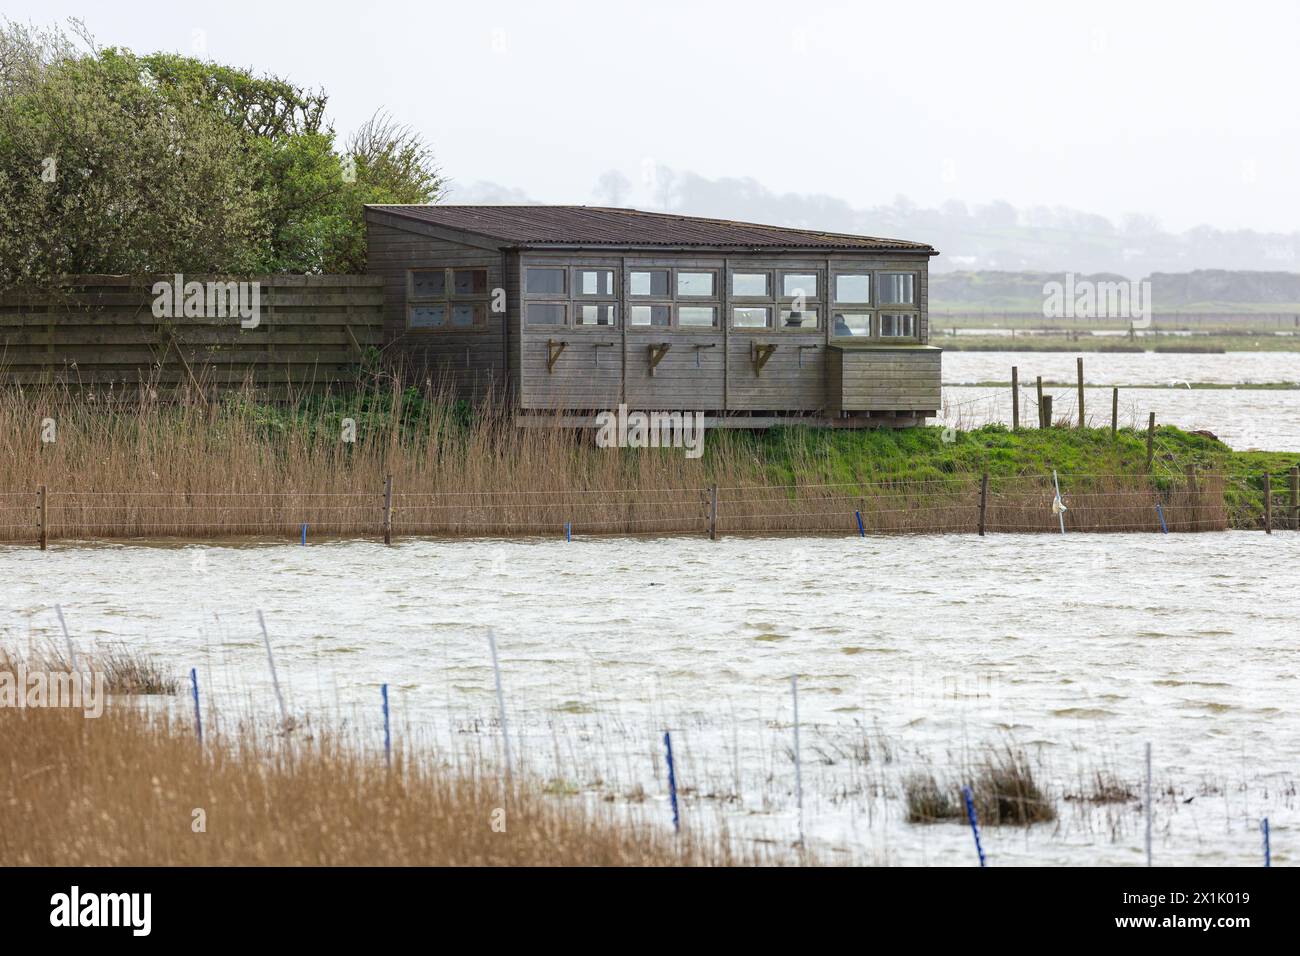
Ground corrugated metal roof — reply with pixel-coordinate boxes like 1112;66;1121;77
366;205;935;253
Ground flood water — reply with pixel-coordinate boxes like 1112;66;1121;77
944;350;1300;387
4;532;1297;866
941;351;1300;450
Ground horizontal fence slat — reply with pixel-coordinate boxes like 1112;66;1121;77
0;275;383;396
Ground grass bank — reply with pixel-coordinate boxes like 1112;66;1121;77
0;379;1292;539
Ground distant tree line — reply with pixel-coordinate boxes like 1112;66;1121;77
0;19;444;288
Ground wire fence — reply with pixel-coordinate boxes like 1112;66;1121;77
2;468;1294;545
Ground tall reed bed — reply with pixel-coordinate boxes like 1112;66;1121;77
0;373;1227;541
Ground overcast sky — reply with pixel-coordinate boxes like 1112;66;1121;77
12;0;1299;233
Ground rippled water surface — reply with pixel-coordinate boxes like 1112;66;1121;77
3;532;1297;865
940;352;1300;449
944;351;1300;386
941;385;1300;450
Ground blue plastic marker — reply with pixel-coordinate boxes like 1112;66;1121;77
1262;817;1271;867
190;667;203;746
1156;502;1168;534
565;521;571;542
855;510;865;537
301;522;308;545
381;683;391;769
663;731;680;833
962;785;987;867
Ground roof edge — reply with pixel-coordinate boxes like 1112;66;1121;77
364;204;937;254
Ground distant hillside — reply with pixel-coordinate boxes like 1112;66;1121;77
930;270;1300;313
526;166;1300;276
1151;270;1300;306
453;166;1300;279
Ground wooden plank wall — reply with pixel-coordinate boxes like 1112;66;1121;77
0;275;383;394
518;251;936;417
366;219;506;401
827;347;942;413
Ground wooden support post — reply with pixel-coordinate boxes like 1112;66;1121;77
37;485;47;551
1011;366;1019;430
708;484;718;541
1145;412;1156;471
647;342;671;377
1111;387;1119;438
1036;375;1045;428
1077;356;1085;428
978;472;989;536
1042;394;1053;428
1186;464;1199;531
383;474;393;546
1263;472;1272;534
546;339;567;373
1291;465;1299;531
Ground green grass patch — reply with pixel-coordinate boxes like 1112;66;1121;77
708;422;1299;529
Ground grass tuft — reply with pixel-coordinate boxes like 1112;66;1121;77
905;746;1056;826
0;642;179;695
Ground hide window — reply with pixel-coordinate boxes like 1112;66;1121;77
628;270;670;296
731;273;770;297
834;274;871;304
879;313;917;338
453;269;488;295
732;306;770;329
525;268;566;295
676;272;716;297
451;303;487;328
575;269;615;297
408;268;488;331
409;304;447;329
878;273;915;305
629;304;671;327
832;312;871;337
410;270;445;298
780;308;818;330
781;273;818;300
576;303;618;326
525;303;566;326
678;306;718;328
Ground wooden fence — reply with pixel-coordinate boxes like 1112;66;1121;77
2;471;1273;546
0;275;384;395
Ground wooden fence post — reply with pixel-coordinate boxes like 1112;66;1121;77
978;472;989;536
37;485;47;551
1263;472;1272;534
1036;375;1045;428
1042;394;1053;428
1011;366;1019;430
1145;413;1156;471
1111;387;1119;438
1186;464;1199;531
708;484;718;541
1290;465;1299;531
1076;356;1085;428
383;474;393;546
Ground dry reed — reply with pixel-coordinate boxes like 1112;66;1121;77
0;641;178;694
0;372;1227;542
0;698;778;866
